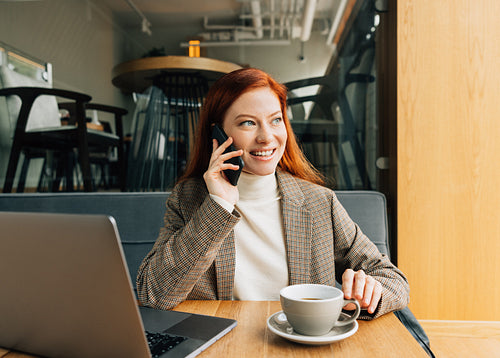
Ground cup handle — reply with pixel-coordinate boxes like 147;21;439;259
334;299;361;327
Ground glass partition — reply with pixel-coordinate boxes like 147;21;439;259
287;0;379;190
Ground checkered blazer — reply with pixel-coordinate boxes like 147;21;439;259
137;170;409;319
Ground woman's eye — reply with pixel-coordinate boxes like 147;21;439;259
241;120;255;126
272;117;283;124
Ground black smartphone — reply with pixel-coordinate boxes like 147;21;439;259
211;124;244;186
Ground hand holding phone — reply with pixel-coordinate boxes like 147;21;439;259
211;124;244;186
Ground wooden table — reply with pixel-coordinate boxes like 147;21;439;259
172;300;428;357
0;300;427;357
112;56;242;94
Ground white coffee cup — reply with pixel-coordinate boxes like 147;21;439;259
280;284;361;336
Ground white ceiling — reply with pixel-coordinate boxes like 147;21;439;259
101;0;241;16
100;0;242;27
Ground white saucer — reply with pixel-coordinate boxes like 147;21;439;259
266;311;358;346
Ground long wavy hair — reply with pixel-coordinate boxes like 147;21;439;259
179;68;324;185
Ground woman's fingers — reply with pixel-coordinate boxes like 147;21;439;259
360;275;375;304
212;136;234;157
352;270;367;301
342;269;382;313
204;138;241;205
209;138;242;169
368;281;382;313
342;269;355;299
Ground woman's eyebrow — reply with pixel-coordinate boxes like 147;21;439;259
234;110;281;119
268;110;282;117
233;113;257;121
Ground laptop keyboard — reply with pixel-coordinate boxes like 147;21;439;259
146;331;187;358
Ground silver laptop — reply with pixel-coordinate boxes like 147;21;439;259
0;211;236;358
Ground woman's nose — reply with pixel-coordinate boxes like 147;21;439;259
256;125;272;143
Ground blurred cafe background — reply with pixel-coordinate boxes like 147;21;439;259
1;0;385;194
1;0;499;330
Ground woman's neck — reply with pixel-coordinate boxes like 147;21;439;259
237;171;278;201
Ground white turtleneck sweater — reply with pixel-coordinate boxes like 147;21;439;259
210;172;288;300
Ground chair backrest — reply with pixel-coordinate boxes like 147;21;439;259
0;192;169;292
0;43;60;133
335;190;390;257
0;43;61;189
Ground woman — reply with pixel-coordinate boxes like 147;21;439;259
137;68;409;319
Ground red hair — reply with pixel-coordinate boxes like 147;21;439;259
180;68;324;185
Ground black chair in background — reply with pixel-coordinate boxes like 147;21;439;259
0;42;127;193
285;39;376;190
58;102;127;192
0;86;126;192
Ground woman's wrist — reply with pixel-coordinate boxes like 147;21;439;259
209;194;235;213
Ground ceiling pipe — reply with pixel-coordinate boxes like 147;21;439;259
202;0;279;42
250;0;264;39
300;0;317;42
279;0;286;37
203;16;276;32
288;0;294;37
270;0;275;39
194;0;318;46
124;0;152;35
180;39;291;47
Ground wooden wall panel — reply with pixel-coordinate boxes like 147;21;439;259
397;0;500;320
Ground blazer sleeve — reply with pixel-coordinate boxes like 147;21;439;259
136;180;239;310
331;193;410;320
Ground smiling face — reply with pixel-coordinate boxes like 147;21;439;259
222;87;288;176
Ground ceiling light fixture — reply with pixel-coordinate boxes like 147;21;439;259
188;40;201;57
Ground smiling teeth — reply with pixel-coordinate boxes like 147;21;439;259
252;150;273;157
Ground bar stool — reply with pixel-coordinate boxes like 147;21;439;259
126;72;207;191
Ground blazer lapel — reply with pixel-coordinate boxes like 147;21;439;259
277;170;312;285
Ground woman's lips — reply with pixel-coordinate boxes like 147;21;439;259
251;149;273;156
249;149;276;160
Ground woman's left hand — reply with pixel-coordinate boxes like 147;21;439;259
341;269;382;314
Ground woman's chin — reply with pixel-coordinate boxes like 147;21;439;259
242;166;276;176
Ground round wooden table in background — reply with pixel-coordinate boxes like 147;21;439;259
112;56;243;94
